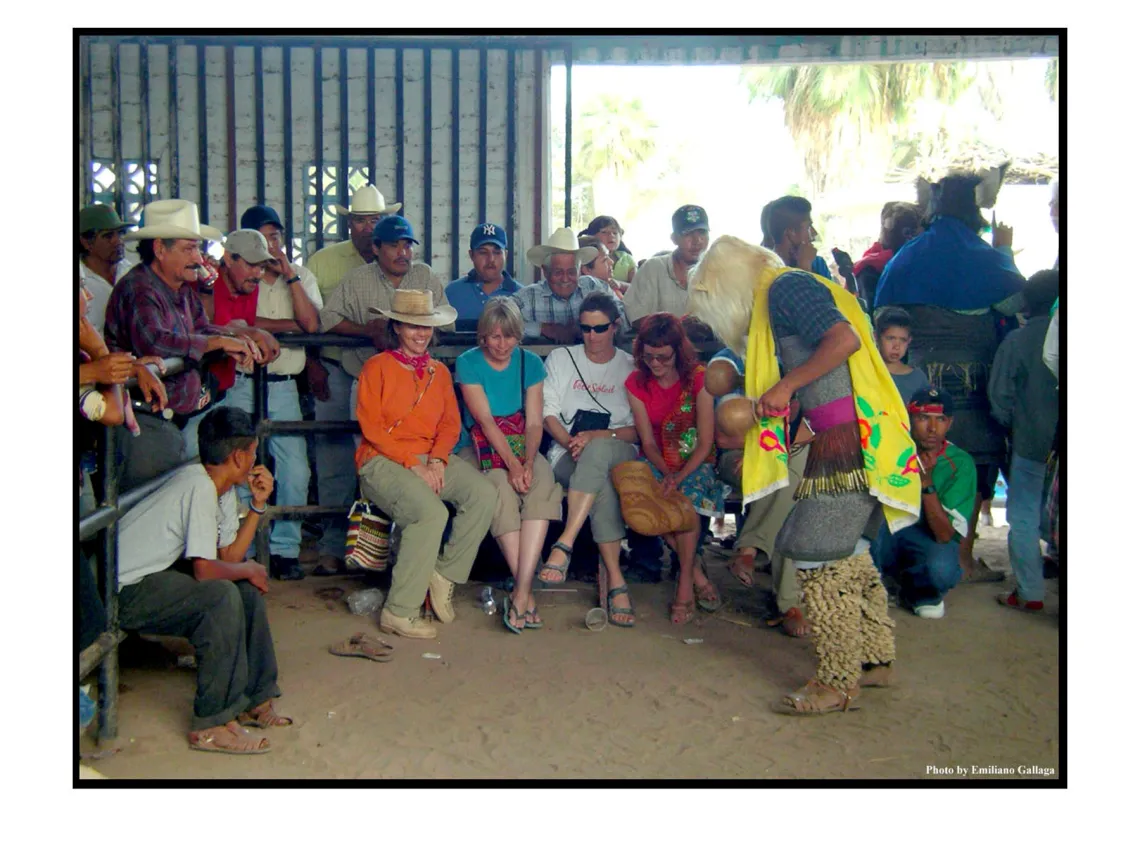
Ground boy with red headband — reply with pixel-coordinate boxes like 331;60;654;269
871;387;977;618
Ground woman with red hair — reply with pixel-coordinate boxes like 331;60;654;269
625;313;727;624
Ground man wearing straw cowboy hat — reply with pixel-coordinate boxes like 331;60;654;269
306;185;402;575
105;199;275;459
314;213;451;574
355;289;496;639
513;227;628;344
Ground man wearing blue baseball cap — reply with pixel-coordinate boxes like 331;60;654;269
315;214;452;573
445;223;522;325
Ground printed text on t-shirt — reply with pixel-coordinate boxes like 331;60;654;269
572;379;616;394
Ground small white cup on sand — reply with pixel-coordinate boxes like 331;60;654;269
585;607;607;631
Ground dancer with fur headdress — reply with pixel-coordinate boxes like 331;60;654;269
689;237;921;715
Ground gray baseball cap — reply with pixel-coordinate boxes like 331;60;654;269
223;229;274;264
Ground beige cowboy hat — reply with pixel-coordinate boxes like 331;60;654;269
525;227;599;268
368;290;457;327
334;185;402;217
124;199;223;242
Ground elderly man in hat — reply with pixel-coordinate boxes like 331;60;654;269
445;223;522;325
512;227;628;344
313;214;451;574
79;204;137;333
212;229;315;581
625;205;710;325
105;199;275;460
871;386;976;619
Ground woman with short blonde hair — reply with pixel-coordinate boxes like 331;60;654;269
456;297;563;633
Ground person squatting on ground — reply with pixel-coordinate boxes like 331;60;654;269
537;292;640;626
625;312;726;624
871;388;976;619
689;236;921;716
455;298;563;633
354;290;495;640
115;407;293;755
709;346;809;637
988;269;1060;612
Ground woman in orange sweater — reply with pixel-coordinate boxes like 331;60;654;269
356;291;496;640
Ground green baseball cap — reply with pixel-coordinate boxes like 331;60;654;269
79;204;130;234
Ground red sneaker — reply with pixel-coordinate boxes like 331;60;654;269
996;591;1044;612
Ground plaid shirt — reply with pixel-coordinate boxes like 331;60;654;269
768;270;845;347
512;276;628;339
104;263;229;414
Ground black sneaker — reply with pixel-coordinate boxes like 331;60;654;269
270;556;306;581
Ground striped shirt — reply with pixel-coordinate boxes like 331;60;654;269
512;276;628;339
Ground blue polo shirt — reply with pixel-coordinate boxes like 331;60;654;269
445;270;522;322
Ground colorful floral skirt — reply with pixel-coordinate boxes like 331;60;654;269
647;460;728;518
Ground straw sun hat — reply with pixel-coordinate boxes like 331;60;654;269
368;290;457;327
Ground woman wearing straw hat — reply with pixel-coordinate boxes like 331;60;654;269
454;297;563;633
355;290;497;639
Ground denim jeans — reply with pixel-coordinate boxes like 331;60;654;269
227;374;310;558
314;361;357;559
180;407;212;461
871;521;962;608
1007;453;1047;603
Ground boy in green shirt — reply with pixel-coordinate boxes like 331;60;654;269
871;387;977;619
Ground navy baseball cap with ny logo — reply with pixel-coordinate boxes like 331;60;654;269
470;222;508;250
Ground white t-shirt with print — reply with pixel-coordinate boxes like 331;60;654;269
542;345;636;469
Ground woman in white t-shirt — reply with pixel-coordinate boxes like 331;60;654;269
537;292;640;627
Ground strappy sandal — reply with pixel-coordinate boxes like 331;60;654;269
502;596;525;635
695;580;723;613
237;701;294;729
537;541;574;587
775;679;861;716
189;721;271;754
607;584;636;628
670;599;696;626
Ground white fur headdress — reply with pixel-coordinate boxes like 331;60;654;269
687;236;783;355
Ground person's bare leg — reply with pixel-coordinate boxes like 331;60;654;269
599;540;633;625
495;529;526;630
515;519;549;621
538;488;595;583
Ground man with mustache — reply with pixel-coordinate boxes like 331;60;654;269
79;204;136;333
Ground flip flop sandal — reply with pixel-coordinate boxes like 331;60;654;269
328;632;394;662
189;724;271;755
775;680;861;716
503;596;525;635
695;582;723;613
729;556;755;587
766;607;811;638
523;607;544;629
607;584;636;628
537;541;574;587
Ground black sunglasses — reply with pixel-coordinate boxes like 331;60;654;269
579;322;613;334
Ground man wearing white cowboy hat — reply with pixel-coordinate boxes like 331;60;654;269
105;199;274;459
314;213;451;575
355;289;495;639
512;227;628;344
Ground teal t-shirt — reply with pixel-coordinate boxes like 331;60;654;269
454;347;546;448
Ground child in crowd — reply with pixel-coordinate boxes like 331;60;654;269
875;307;929;403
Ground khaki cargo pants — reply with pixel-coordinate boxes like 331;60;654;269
718;443;807;613
358;452;496;618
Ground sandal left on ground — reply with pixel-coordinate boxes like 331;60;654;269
775;679;861;716
236;700;294;729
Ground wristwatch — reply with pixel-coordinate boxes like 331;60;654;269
921;485;937;495
428;457;446;466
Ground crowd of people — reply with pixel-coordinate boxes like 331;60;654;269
77;169;1060;752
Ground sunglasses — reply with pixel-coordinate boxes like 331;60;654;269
642;352;675;364
579;322;613;334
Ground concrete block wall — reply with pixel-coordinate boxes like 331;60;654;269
79;37;548;282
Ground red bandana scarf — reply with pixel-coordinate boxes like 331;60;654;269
387;348;431;378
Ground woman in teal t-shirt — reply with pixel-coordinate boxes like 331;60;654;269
455;298;564;634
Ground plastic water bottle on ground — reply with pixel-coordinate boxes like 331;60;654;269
347;588;385;615
480;586;496;616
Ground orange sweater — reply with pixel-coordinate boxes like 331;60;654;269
355;352;461;470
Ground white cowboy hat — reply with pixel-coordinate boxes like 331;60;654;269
124;199;223;242
525;227;599;268
368;290;457;327
334;185;402;217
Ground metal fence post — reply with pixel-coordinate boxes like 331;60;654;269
97;423;121;741
252;363;272;565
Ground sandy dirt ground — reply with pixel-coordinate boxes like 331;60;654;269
81;522;1060;781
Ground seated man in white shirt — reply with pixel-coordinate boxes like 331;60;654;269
625;205;710;325
78;204;137;333
116;407;292;755
535;292;640;626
